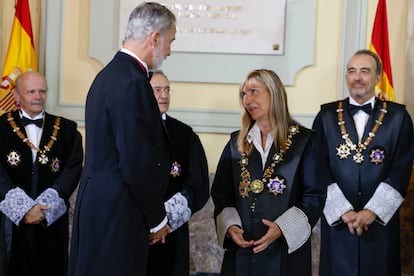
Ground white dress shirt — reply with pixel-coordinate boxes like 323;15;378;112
20;110;44;162
349;96;375;140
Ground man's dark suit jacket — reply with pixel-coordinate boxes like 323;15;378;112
69;51;170;276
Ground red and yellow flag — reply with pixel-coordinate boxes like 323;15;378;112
369;0;394;101
0;0;38;113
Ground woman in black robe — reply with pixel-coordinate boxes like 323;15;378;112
211;69;327;276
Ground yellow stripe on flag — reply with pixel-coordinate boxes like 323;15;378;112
0;0;38;113
369;0;394;102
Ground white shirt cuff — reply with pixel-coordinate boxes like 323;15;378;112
150;216;168;233
275;206;311;253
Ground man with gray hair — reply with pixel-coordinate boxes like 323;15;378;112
68;2;176;275
147;70;210;276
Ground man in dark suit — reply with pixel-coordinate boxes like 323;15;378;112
0;71;83;276
147;70;210;276
68;2;176;275
313;49;414;276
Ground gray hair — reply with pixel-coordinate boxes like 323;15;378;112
150;69;169;80
353;49;382;76
124;2;176;42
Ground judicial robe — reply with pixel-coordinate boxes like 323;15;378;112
147;115;209;276
0;110;83;276
313;98;414;276
212;126;326;276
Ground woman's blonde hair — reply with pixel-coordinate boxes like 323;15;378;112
237;69;298;153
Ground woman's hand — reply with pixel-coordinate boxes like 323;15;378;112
252;219;282;253
227;225;254;248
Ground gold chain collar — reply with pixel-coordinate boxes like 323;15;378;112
238;125;300;199
7;112;61;155
336;100;387;163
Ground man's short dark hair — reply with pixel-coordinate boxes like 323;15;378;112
354;49;382;76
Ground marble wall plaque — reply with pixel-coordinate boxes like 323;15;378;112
119;0;286;55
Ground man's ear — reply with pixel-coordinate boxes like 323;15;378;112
150;32;160;47
375;74;381;86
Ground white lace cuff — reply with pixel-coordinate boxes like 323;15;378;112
35;188;67;226
0;187;36;225
323;183;354;225
164;192;192;232
275;206;311;253
364;182;404;225
216;207;242;247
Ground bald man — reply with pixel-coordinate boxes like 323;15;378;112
0;71;83;276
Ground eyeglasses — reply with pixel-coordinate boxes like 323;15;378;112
153;86;170;94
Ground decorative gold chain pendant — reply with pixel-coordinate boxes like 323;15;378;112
267;176;286;195
353;150;364;164
250;179;264;193
238;125;299;199
336;144;351;159
335;101;387;164
38;151;49;164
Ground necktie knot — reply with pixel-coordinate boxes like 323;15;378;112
348;103;372;116
21;117;43;128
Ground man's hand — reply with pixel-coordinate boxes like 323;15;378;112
149;224;171;245
24;204;49;224
342;209;376;236
342;210;357;235
352;209;376;236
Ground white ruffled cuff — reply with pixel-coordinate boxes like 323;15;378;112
35;188;67;226
364;182;404;225
275;206;311;253
216;207;242;247
323;183;354;225
0;187;36;225
164;192;192;232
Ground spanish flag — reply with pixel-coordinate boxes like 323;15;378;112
369;0;394;101
0;0;38;113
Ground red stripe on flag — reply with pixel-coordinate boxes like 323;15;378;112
371;0;393;86
15;0;35;48
0;92;16;111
